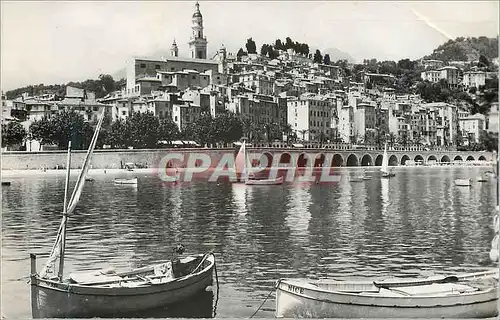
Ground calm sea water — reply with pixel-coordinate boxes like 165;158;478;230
1;167;498;319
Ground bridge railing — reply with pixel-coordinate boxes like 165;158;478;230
205;142;459;152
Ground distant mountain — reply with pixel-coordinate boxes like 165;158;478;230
423;36;498;62
321;47;355;63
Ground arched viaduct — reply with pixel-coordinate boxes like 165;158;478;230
245;148;494;168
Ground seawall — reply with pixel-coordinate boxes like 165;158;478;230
1;148;494;170
1;148;237;170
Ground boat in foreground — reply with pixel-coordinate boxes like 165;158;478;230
30;252;215;318
276;269;499;319
29;111;216;318
455;178;472;186
114;177;138;185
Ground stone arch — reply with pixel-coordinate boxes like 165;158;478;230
331;154;343;167
297;153;310;168
414;155;424;162
361;154;373;166
454;155;463;161
388;155;398;166
258;152;273;168
427;155;437;162
375;154;383;166
440;155;450;163
400;155;410;165
478;155;486;161
314;153;326;167
278;152;291;165
466;155;475;161
346;154;358;167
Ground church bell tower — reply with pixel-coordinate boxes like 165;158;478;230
188;1;207;59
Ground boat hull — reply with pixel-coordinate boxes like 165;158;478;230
245;176;284;185
114;178;138;185
31;255;214;318
276;275;498;319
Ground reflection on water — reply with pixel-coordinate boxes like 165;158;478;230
1;167;497;318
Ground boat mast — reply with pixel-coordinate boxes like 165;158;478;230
58;141;72;280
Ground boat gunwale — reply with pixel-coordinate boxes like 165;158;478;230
277;276;498;305
277;281;498;308
277;286;498;310
32;254;215;296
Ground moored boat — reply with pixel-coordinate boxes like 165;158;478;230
455;178;472;186
245;176;284;185
380;143;395;178
114;177;138;185
29;111;217;318
275;269;499;319
30;252;215;318
2;181;11;186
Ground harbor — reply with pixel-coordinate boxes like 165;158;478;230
2;165;498;318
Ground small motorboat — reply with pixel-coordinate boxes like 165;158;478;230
2;181;12;186
85;178;94;182
455;178;472;186
114;177;138;185
276;269;499;319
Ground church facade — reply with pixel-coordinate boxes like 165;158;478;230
126;2;225;96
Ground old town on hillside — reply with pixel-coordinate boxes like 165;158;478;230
1;2;499;155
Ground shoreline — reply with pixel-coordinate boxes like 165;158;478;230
1;164;493;178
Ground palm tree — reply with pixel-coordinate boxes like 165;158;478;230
299;129;309;141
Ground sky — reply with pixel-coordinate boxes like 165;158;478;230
1;1;498;92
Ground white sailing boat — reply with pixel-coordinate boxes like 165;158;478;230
381;142;395;178
234;141;283;185
29;110;216;318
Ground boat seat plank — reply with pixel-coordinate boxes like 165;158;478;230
392;283;478;296
69;272;124;285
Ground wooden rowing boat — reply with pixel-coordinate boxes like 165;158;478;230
114;177;138;185
29;110;217;318
245;176;284;185
30;253;215;318
455;178;472;186
276;269;499;318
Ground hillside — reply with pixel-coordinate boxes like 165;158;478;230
423;36;498;62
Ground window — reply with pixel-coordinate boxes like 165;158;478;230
122;111;126;115
198;50;203;58
175;116;178;121
192;76;196;80
171;67;175;71
155;64;160;69
140;63;146;68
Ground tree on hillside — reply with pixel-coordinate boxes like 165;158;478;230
99;74;116;93
245;38;257;54
275;39;284;50
313;50;323;64
236;48;247;61
478;54;490;69
323;54;331;65
2;122;26;148
260;44;269;56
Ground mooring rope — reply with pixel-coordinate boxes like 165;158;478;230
213;257;220;317
249;279;280;318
